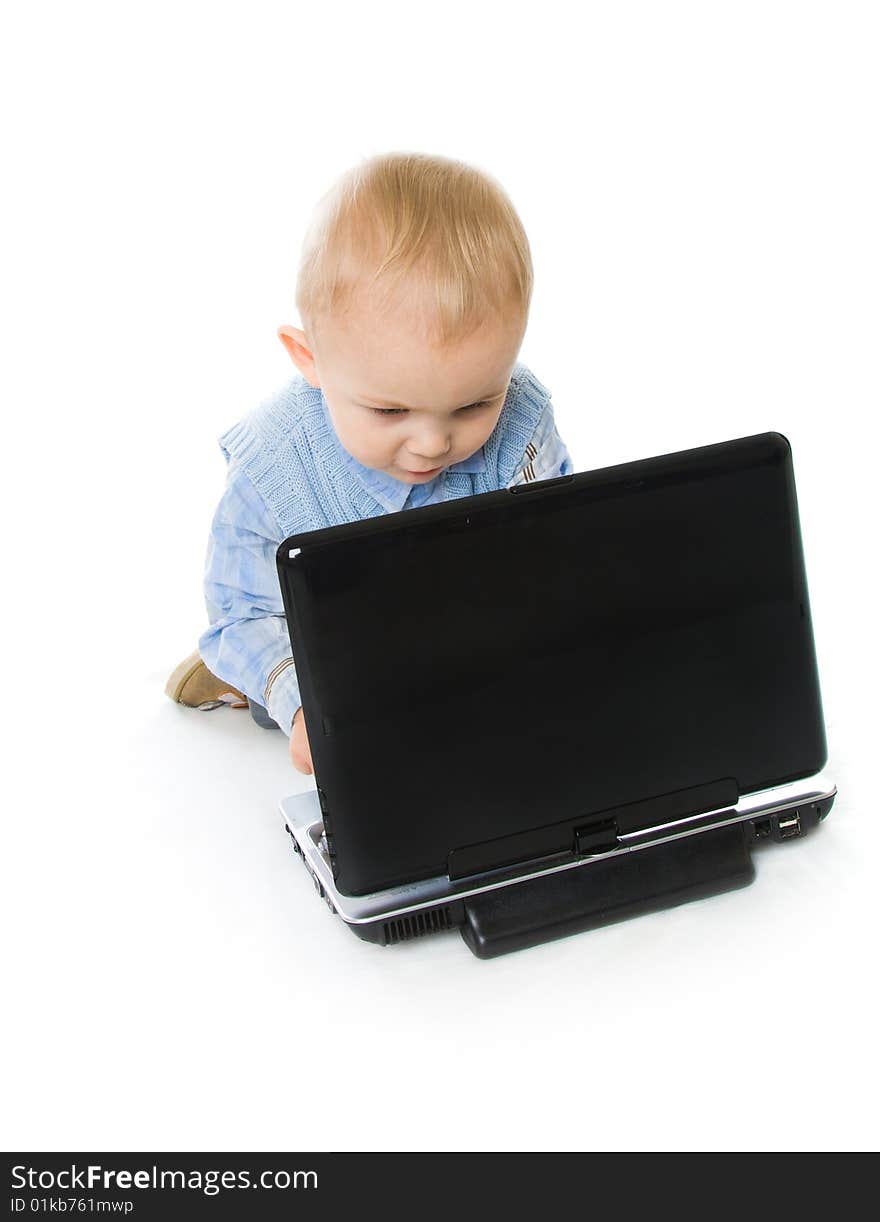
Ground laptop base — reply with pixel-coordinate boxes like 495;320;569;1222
280;774;836;958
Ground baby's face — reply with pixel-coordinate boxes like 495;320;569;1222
282;288;525;484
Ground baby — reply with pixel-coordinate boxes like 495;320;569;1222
166;151;574;774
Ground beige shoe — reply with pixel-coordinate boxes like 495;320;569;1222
165;649;248;710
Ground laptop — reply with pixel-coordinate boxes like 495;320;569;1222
275;430;836;958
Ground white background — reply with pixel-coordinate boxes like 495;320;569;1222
2;1;877;1153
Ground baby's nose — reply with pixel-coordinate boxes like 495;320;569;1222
411;434;451;460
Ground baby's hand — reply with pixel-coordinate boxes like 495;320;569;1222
289;705;313;774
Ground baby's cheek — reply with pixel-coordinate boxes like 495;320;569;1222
342;422;386;465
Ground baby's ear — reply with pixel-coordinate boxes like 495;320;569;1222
278;325;320;387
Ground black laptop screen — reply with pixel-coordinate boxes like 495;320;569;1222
277;432;827;895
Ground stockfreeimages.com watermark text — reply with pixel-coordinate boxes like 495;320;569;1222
10;1164;317;1198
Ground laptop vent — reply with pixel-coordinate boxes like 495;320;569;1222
383;907;453;944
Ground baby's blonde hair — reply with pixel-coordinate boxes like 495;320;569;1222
295;151;533;350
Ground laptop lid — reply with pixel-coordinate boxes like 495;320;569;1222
275;431;827;897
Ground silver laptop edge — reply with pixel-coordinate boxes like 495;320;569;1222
279;771;836;926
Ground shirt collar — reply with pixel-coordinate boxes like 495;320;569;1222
319;391;488;513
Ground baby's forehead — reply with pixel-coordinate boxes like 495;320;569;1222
313;275;523;400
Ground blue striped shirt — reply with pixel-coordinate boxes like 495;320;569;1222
199;385;574;735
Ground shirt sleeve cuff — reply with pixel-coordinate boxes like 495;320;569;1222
264;659;302;736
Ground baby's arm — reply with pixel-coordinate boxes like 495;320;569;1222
198;460;303;742
507;398;574;487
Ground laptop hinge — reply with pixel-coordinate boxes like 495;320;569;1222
446;778;739;882
574;818;620;856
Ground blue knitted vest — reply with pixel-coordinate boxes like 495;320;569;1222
217;360;551;537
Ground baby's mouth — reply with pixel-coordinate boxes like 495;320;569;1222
397;459;447;477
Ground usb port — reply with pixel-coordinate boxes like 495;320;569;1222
777;812;801;839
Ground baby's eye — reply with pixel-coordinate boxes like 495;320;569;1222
369;400;490;417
